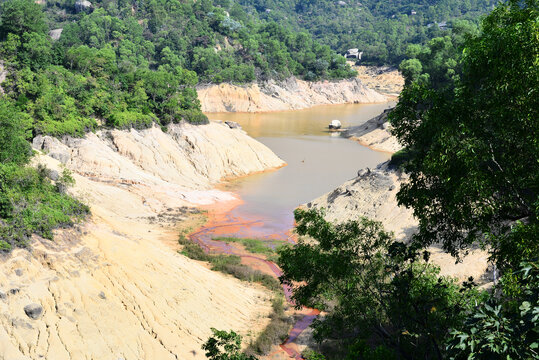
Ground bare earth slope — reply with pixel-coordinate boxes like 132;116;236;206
353;65;404;97
0;122;285;360
307;163;490;281
342;108;403;153
197;77;387;113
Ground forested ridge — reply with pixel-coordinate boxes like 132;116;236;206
0;0;361;138
238;0;498;65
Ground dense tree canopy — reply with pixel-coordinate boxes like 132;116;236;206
237;0;496;65
0;0;360;138
391;0;539;266
278;209;482;359
0;101;89;251
274;0;538;359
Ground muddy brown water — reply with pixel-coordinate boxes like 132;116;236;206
211;102;393;238
192;102;394;358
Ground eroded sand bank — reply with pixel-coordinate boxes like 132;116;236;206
198;77;387;113
0;122;285;360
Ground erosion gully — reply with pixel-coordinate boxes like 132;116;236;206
188;103;393;359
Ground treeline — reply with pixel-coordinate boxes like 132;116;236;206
0;101;89;251
238;0;498;65
280;0;538;358
46;0;357;83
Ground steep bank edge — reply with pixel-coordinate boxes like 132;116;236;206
342;108;402;153
197;77;387;113
0;122;285;360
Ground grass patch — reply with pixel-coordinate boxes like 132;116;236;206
246;296;293;356
213;236;288;262
178;236;282;292
179;236;293;356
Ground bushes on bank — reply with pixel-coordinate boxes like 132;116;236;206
0;164;89;250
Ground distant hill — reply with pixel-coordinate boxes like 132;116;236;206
236;0;498;65
0;0;358;138
40;0;357;83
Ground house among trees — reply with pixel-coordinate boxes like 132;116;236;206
74;0;92;13
345;48;363;60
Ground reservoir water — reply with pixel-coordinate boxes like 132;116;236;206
189;102;394;359
207;102;393;239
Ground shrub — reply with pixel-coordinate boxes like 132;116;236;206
246;297;292;355
108;111;155;130
0;163;89;250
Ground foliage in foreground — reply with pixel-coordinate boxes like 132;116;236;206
202;296;292;360
390;0;539;266
448;261;539;359
268;1;539;359
278;208;482;359
203;328;257;360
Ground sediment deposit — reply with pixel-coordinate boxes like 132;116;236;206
342;108;403;153
0;122;285;360
307;163;490;281
197;77;387;113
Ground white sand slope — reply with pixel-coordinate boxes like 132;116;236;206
0;122;285;360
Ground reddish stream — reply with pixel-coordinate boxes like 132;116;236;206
188;103;393;359
188;199;319;359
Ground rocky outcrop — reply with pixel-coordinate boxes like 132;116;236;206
74;0;92;12
342;108;403;153
32;122;285;201
49;29;63;41
23;304;43;320
0;61;7;95
197;77;387;113
0;122;283;359
306;162;489;281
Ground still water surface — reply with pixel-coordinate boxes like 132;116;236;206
207;102;394;238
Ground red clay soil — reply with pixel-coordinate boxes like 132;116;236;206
187;197;319;359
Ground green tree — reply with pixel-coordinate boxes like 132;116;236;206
448;261;539;359
390;0;539;265
0;0;47;38
202;328;257;360
0;100;32;165
278;208;481;359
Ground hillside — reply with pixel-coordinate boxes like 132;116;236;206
237;0;497;64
